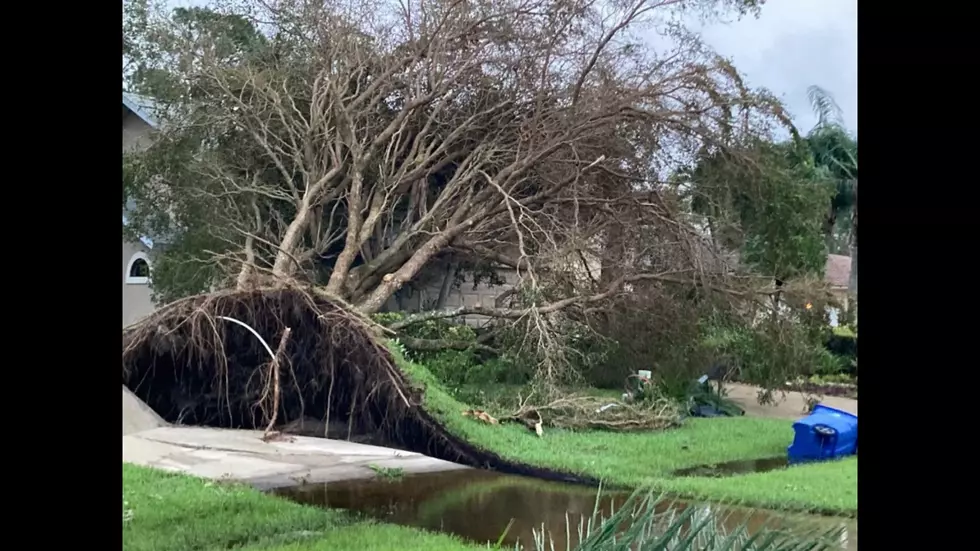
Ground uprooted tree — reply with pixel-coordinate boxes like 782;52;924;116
124;0;835;389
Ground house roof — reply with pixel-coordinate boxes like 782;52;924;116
123;91;161;129
825;254;851;288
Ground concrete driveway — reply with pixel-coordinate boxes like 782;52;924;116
723;383;857;420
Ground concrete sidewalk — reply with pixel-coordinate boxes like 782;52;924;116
124;427;470;489
123;384;469;488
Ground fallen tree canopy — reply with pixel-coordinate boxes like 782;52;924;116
123;288;676;484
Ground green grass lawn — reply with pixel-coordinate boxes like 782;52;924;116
397;350;857;517
122;464;484;551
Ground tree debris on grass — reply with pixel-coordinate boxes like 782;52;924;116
461;409;499;425
503;393;683;434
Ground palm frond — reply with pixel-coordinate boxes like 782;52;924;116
806;85;845;130
526;489;846;551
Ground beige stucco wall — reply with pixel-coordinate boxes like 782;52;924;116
123;106;155;152
123;240;156;328
383;267;519;326
124;105;158;327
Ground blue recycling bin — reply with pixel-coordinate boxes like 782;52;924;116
787;404;857;464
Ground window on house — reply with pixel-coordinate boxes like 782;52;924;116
126;253;151;284
130;259;149;278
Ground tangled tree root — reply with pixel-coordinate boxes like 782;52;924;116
121;287;599;486
504;394;683;434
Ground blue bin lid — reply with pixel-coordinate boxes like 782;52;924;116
811;404;857;420
793;404;857;433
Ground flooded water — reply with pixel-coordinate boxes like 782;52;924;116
272;469;856;550
672;456;789;477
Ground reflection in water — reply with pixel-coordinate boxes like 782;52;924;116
272;470;856;550
672;456;790;478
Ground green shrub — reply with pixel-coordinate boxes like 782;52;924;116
586;296;715;392
375;311;530;389
700;317;842;388
373;312;478;348
824;324;857;376
424;350;530;388
422;349;478;386
812;346;849;376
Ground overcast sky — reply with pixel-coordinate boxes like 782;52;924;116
694;0;857;135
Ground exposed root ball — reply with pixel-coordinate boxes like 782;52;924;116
121;288;597;485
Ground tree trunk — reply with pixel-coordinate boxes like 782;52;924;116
848;181;857;298
324;170;365;296
355;226;466;314
237;200;262;289
272;168;342;282
271;204;311;280
236;233;256;290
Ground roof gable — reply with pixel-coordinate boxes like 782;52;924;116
123;92;161;129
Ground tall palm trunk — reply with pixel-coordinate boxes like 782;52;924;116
848;180;857;298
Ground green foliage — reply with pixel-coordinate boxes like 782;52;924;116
805;85;857;255
371;311;406;326
123;140;240;303
411;320;477;344
372;313;478;358
124;1;269;103
368;464;405;480
683;382;745;417
123;463;346;551
588;291;720;393
682;140;834;282
627;375;661;404
373;312;529;389
423;350;479;387
806;373;855;386
148;252;221;304
391;342;857;515
123;2;305;301
824;325;857;376
422;350;531;391
734;147;834;282
123;464;480;551
699;317;842;388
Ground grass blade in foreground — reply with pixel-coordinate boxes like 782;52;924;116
527;490;846;551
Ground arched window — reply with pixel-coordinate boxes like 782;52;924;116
126;252;151;285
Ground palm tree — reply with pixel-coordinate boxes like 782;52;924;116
806;85;857;300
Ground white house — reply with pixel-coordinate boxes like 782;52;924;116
122;92;161;327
